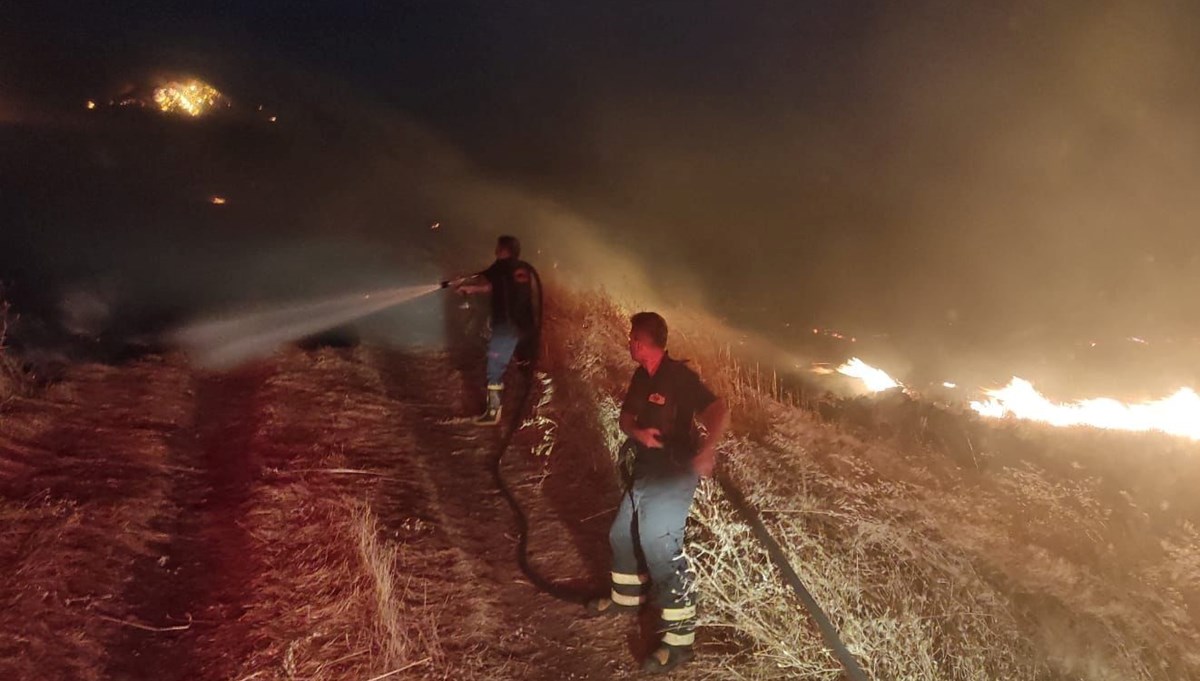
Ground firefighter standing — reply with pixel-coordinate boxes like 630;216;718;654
453;235;537;425
589;312;730;674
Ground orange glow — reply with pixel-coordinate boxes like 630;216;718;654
829;358;1200;440
836;358;902;392
154;79;222;117
970;379;1200;439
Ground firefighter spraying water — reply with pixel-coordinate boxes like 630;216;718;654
445;235;540;425
170;234;542;390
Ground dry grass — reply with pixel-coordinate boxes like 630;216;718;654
198;350;446;681
541;280;1200;680
0;359;193;681
0;347;447;681
218;486;442;680
3;281;1196;680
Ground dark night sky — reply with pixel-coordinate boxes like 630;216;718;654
6;1;1200;390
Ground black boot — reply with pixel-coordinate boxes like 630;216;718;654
641;644;694;674
475;386;502;425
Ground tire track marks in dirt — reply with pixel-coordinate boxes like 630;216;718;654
183;349;422;680
107;363;273;681
369;350;528;674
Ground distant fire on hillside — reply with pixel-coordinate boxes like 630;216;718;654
153;80;224;117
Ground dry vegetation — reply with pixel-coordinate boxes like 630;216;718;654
172;350;449;681
540;284;1200;680
0;359;192;681
0;349;447;681
3;284;1198;680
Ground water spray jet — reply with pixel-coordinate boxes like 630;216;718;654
170;282;445;370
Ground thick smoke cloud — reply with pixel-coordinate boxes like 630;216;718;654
430;1;1200;393
5;1;1200;394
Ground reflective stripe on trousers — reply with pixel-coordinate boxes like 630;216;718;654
660;603;697;646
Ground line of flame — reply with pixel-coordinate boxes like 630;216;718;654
829;358;1200;440
969;378;1200;439
835;358;902;392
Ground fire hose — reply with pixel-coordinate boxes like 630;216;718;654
473;272;870;680
715;468;870;681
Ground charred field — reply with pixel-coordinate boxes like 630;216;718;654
0;283;1197;680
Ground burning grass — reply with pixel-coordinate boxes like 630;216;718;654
540;281;1200;680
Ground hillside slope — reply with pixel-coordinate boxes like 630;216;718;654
2;286;1199;680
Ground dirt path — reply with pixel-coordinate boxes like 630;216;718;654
369;349;645;680
3;343;725;680
106;365;273;681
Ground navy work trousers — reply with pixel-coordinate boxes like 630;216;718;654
607;467;700;646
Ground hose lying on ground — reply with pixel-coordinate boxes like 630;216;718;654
486;266;591;603
716;467;871;681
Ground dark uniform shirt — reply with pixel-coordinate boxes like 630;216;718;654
621;354;718;476
481;258;536;332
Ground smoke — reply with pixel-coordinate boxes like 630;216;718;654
0;33;689;370
7;2;1200;395
438;0;1200;396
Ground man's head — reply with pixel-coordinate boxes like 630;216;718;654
496;235;521;260
629;311;668;364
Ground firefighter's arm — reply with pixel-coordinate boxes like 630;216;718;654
620;411;663;449
453;274;492;296
693;398;729;478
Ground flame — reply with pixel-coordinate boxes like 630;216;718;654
824;356;1200;440
209;196;227;205
970;378;1200;439
836;358;902;392
153;79;222;117
85;100;96;110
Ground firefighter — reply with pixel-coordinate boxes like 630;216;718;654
588;311;730;674
452;235;537;425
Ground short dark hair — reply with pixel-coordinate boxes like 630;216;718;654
497;235;521;258
630;312;668;348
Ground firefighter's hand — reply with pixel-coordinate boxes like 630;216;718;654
634;427;664;449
